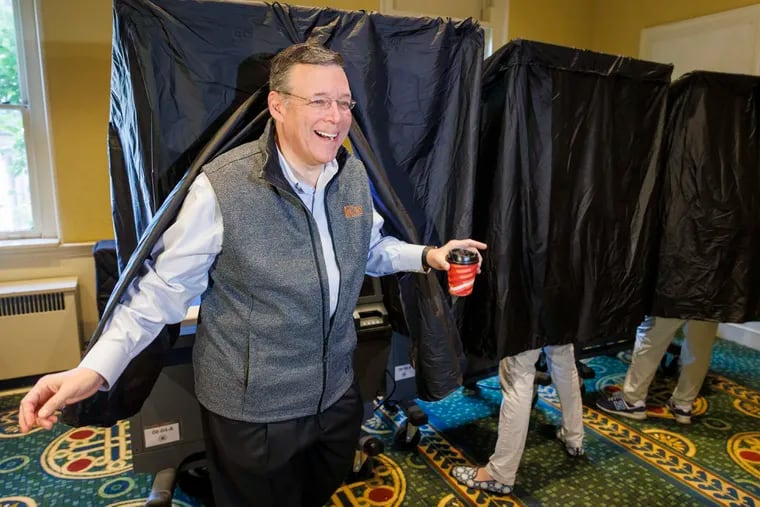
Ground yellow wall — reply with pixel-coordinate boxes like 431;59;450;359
592;0;760;57
508;0;595;50
40;0;113;243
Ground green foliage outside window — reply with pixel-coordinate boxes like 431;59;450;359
0;0;20;104
0;0;27;182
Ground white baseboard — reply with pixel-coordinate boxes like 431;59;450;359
718;323;760;352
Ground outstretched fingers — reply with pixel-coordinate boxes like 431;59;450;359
19;383;53;433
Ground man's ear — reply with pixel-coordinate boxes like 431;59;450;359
268;90;285;123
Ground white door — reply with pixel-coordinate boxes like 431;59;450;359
640;4;760;78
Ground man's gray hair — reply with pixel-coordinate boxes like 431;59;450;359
270;43;345;93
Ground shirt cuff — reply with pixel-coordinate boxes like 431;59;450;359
78;338;133;391
398;244;427;272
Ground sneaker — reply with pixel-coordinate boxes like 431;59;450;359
450;466;513;495
556;427;585;456
666;398;692;424
596;394;647;420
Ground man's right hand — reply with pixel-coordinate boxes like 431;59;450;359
18;367;106;433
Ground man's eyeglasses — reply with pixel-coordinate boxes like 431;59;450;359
276;90;356;112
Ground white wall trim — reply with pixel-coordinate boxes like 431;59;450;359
483;0;509;54
718;323;760;352
0;240;93;260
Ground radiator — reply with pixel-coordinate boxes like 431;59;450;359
0;276;82;380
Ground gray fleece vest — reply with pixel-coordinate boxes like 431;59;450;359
193;123;373;422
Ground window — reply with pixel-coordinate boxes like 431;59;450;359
0;0;56;240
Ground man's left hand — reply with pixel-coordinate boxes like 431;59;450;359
425;239;487;272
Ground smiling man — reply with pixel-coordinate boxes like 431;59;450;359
18;43;486;506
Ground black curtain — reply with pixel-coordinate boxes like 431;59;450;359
462;40;672;359
653;71;760;323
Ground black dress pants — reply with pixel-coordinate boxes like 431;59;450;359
200;383;363;507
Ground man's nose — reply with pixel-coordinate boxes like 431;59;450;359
325;100;343;121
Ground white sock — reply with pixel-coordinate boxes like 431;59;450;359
673;401;692;411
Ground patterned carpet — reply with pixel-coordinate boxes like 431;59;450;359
1;337;759;506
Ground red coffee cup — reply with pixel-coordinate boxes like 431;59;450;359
447;248;479;296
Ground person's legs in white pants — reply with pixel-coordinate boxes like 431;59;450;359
672;320;718;407
622;316;685;405
485;348;542;486
545;344;584;450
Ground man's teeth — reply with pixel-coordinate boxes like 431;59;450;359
315;130;337;140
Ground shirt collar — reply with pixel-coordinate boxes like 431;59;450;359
276;147;339;194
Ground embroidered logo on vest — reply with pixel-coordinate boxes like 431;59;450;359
344;205;363;218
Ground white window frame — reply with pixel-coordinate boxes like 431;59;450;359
0;0;58;242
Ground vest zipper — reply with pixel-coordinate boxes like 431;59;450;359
266;170;337;414
317;176;340;413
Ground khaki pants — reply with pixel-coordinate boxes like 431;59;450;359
486;344;584;485
623;316;718;407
